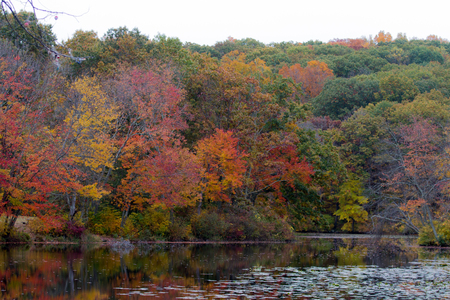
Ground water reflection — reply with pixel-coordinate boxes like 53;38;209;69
0;237;447;299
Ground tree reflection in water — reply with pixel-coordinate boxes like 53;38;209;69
0;237;445;299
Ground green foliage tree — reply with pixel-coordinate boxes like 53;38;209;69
331;52;388;77
61;30;101;75
409;46;444;65
378;72;419;102
337;101;393;175
292;125;346;231
312;76;380;119
0;11;56;59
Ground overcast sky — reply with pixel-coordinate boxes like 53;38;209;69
25;0;449;45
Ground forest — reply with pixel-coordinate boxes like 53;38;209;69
1;10;450;245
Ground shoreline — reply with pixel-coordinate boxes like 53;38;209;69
0;233;420;245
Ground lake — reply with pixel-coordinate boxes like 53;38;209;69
0;236;449;299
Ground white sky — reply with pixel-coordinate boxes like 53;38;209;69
22;0;450;45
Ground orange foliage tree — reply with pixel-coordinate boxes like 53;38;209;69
279;61;334;102
328;38;370;50
374;30;393;44
120;146;200;212
187;53;315;213
195;129;247;211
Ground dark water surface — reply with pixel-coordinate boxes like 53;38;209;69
0;237;449;299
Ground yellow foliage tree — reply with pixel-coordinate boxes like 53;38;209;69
221;50;273;85
61;76;118;219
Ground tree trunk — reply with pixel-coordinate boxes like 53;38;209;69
334;201;339;231
4;215;18;238
170;208;174;225
425;205;439;244
67;193;77;221
249;193;257;206
197;194;203;215
120;204;130;228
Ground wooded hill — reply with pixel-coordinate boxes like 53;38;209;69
1;16;449;245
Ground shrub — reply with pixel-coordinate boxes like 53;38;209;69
418;221;450;246
168;219;192;241
226;213;248;241
191;211;229;241
129;205;170;240
418;225;439;246
438;221;450;246
249;206;294;241
81;231;103;244
65;220;85;238
0;230;31;243
29;217;67;237
191;206;294;241
28;216;85;240
121;218;139;240
88;207;122;236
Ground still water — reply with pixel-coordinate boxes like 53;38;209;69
0;237;449;299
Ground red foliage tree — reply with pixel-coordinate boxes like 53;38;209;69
107;66;193;225
0;43;70;236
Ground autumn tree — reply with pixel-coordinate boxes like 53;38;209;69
373;118;450;240
55;76;117;220
337;92;450;238
374;31;393;44
426;34;449;43
378;72;419;102
328;38;369;50
279;61;334;102
221;50;272;85
118;145;200;226
106;66;191;225
0;40;68;236
195;129;247;211
184;53;272;143
333;177;368;232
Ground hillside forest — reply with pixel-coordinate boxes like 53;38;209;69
1;11;450;245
